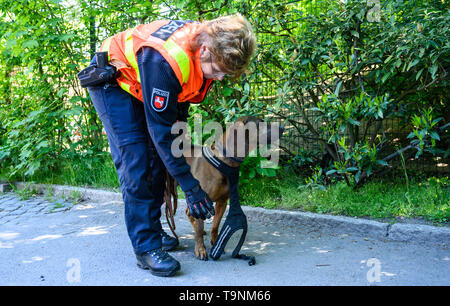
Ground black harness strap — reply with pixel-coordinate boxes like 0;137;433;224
214;142;246;164
202;145;255;266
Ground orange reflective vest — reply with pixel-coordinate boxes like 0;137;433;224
99;20;214;103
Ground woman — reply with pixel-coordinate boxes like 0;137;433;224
86;13;256;277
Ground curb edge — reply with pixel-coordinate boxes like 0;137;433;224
9;182;449;246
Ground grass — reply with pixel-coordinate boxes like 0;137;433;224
50;157;120;190
240;169;450;225
10;182;41;200
1;155;121;192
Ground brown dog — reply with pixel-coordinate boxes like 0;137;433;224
172;116;282;260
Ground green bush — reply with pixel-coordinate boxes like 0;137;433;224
242;0;449;187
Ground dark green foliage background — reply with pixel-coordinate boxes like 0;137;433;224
0;0;448;188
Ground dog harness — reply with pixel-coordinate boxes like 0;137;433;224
202;145;256;266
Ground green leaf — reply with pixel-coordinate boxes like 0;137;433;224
351;31;359;38
347;118;360;126
430;131;440;141
36;140;49;149
69;96;84;103
262;168;277;177
419;48;425;58
22;40;39;49
6;39;17;48
381;73;390;83
429;64;438;79
355;171;361;183
222;87;233;97
345;167;358;172
24;161;40;176
376;160;388;166
377;109;384;119
334;80;343;97
326;169;337;176
415;150;423;159
407;59;419;71
57;88;67;98
431;117;443;126
416;68;424;80
407;132;415;139
59;34;73;42
244;82;250;94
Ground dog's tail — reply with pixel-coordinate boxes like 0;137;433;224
164;170;179;239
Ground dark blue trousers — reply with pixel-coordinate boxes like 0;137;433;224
88;82;165;255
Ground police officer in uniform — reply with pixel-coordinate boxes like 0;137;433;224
85;14;256;277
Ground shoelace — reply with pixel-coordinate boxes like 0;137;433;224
149;248;170;262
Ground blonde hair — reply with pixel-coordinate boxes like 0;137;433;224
201;13;257;78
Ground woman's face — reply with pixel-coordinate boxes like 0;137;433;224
199;45;228;81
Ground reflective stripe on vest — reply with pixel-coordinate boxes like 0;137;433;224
100;36;135;97
120;81;131;94
163;38;190;84
100;37;113;60
124;28;140;83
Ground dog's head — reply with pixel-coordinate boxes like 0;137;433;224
220;116;284;160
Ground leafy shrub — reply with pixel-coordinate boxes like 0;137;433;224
241;0;449;187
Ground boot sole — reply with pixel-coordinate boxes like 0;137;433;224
137;262;181;277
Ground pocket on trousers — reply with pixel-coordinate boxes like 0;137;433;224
87;86;108;116
103;85;147;147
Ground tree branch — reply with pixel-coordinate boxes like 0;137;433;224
353;19;367;95
197;0;229;16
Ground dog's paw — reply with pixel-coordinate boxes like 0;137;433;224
195;246;209;261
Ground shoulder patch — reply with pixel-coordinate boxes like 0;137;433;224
150;88;170;112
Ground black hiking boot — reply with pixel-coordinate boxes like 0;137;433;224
136;248;181;277
160;229;179;252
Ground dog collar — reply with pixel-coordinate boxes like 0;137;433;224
202;145;240;177
213;142;246;164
